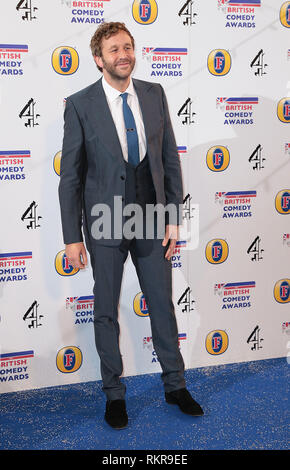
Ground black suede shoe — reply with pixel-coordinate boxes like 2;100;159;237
104;399;128;429
165;388;204;416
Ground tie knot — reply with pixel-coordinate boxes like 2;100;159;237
120;92;128;103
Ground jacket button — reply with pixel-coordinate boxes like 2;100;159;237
120;175;125;180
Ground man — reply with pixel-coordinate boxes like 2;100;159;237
58;22;203;429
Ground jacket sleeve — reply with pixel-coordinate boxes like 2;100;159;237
160;85;184;225
58;97;85;245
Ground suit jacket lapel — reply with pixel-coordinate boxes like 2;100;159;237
85;78;124;164
132;78;155;159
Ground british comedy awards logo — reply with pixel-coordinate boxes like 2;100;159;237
215;190;256;219
217;0;261;29
0;150;30;182
142;46;187;78
0;43;28;76
0;350;34;384
214;281;255;310
171;240;187;269
0;251;32;283
143;333;187;363
66;296;94;325
283;233;290;247
61;0;109;24
216;96;258;125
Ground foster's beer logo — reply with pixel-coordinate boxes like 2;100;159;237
55;250;79;276
208;49;231;76
56;346;82;373
280;2;290;27
205;239;229;264
277;98;290;123
206;146;230;171
53;151;61;176
274;279;290;303
52;46;79;75
133;292;149;317
132;0;158;25
275;190;290;214
205;330;229;355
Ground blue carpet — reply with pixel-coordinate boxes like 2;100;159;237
0;357;288;450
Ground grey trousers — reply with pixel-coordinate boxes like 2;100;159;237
88;231;186;401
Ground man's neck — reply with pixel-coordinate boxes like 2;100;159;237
102;73;131;93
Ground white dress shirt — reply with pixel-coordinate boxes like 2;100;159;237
102;76;147;162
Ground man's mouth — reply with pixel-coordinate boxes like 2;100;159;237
117;61;130;67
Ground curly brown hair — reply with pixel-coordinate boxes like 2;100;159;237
90;22;135;72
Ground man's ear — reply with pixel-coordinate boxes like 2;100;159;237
94;55;103;70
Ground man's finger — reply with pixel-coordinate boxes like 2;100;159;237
81;248;88;266
165;239;177;259
78;255;86;269
162;235;169;246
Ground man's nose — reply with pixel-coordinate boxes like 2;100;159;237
119;48;130;58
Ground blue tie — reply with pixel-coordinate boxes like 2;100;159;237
120;93;140;167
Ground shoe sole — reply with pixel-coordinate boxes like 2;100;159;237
110;424;128;430
105;417;128;429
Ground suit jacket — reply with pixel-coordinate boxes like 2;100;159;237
58;77;184;247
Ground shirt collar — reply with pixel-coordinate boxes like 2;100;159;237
102;76;135;103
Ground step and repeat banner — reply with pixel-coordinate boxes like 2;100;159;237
0;0;289;393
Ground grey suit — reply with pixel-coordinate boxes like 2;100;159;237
59;78;183;246
59;77;186;400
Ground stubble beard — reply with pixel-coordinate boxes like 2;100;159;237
102;57;136;82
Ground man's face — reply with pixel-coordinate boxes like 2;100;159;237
94;30;135;81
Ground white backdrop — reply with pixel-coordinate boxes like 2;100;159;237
0;0;289;393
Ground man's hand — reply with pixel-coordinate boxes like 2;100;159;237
162;224;179;260
65;242;88;270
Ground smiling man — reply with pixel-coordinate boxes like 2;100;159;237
58;22;203;429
